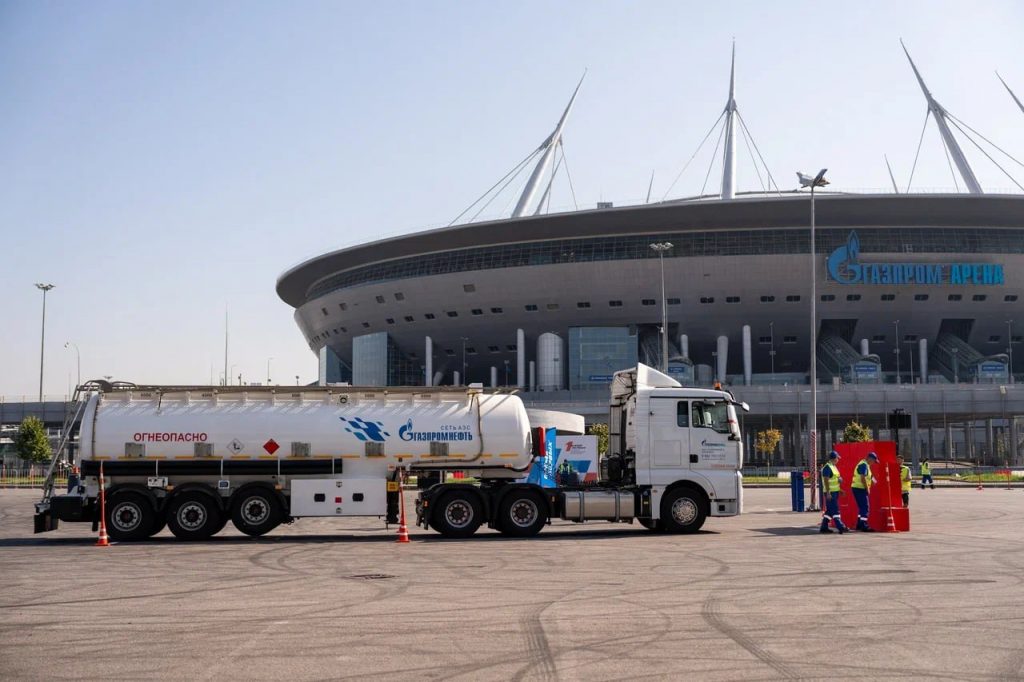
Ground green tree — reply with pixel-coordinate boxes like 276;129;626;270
755;428;782;461
843;420;871;443
15;416;52;464
587;422;609;456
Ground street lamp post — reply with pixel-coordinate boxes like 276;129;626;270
267;357;274;385
1008;319;1015;384
503;359;510;386
35;283;55;401
893;320;901;384
906;338;915;384
798;169;828;510
460;337;469;386
649;242;673;372
64;341;80;388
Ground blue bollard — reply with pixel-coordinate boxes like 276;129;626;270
790;470;805;512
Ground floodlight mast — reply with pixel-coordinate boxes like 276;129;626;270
720;42;738;200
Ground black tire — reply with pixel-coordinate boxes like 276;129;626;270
430;490;483;538
660;488;707;534
230;488;282;537
106;491;155;541
637;518;665;532
167;491;223;540
497;489;547;537
148;518;167;537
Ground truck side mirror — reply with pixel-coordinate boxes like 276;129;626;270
532;427;546;459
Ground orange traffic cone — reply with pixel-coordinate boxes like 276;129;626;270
96;462;110;547
396;472;410;544
885;512;897;532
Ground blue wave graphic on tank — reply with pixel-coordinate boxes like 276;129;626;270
340;417;390;442
827;231;861;284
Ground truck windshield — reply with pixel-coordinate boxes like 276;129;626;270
691;401;736;436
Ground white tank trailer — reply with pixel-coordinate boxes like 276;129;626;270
35;365;748;540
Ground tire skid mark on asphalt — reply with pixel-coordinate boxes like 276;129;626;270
511;598;559;681
701;596;802;680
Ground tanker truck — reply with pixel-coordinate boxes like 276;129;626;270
33;364;748;541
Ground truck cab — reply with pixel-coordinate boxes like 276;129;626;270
606;365;746;531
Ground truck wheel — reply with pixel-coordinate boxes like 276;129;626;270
660;488;707;534
106;491;154;541
430;490;483;538
167;492;222;541
148;518;167;537
497;490;546;537
231;489;281;537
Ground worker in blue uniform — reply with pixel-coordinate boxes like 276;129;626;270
819;451;847;534
850;451;879;531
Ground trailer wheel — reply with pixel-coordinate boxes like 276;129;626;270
497;490;546;537
148;518;167;537
106;491;154;541
430;490;483;538
167;492;222;541
660;488;707;534
231;489;281;537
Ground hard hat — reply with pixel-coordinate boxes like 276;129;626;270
828;451;840;460
867;452;879;460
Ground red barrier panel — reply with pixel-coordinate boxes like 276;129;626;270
832;441;905;532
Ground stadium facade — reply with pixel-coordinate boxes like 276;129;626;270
277;49;1024;467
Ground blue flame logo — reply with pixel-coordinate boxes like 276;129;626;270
827;231;863;284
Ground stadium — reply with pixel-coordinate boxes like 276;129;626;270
277;49;1024;467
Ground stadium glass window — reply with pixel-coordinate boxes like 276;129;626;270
641;299;656;306
445;349;455;356
446;311;458;318
914;294;929;301
490;307;504;314
340;327;347;333
488;345;500;353
404;315;414;322
339;302;348;311
758;336;772;345
375;295;385;304
872;335;885;342
466;347;477;354
547;303;560;311
1013;335;1023;343
362;322;370;328
782;336;797;344
321;307;328;316
785;295;801;302
471;308;484;316
700;297;715;304
1005;295;1019;302
880;294;896;301
988;335;1001;343
608;300;623;307
463;284;476;293
904;334;918;341
667;298;681;305
725;296;741;304
386;318;395;325
948;294;962;301
846;294;861;301
525;304;538;312
394;293;404;301
972;294;987;301
424;313;436;320
506;344;517;351
760;295;775;303
820;294;835;302
577;302;591;309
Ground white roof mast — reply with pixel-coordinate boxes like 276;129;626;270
997;71;1024;116
902;40;983;194
720;42;738;200
512;73;586;218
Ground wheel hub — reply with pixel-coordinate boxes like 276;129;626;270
113;503;141;531
242;498;269;524
509;499;539;527
671;497;698;525
178;503;207;530
444;500;473;529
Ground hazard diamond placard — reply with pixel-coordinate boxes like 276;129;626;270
263;439;280;455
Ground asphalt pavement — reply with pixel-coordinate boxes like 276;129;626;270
1;486;1022;680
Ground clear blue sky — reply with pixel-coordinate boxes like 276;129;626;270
2;1;1022;397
